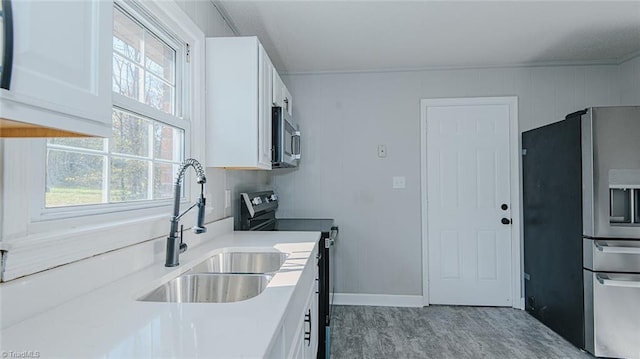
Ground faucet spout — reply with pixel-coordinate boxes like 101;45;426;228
165;158;207;267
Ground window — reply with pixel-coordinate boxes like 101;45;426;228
44;3;189;210
0;0;203;282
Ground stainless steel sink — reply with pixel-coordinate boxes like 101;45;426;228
137;273;272;303
189;251;288;274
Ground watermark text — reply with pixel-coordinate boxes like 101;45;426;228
2;351;41;358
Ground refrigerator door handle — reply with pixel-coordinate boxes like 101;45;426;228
596;274;640;288
594;241;640;254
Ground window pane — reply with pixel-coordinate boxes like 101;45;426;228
113;55;140;100
145;74;174;114
154;162;177;199
145;32;175;84
110;157;149;202
112;110;151;157
113;7;142;62
46;150;105;208
154;123;183;161
48;138;105;151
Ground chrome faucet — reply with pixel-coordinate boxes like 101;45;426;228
165;158;207;267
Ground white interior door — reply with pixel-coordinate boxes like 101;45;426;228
425;100;514;306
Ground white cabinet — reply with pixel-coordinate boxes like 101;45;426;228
302;280;319;358
282;247;318;359
0;0;113;137
272;69;292;116
289;283;318;359
258;45;274;168
205;36;273;169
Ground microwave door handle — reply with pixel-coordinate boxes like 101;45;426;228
292;131;301;160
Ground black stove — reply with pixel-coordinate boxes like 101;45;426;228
275;218;335;232
238;190;337;359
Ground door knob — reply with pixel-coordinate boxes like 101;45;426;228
501;218;511;225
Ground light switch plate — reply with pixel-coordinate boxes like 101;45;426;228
393;176;406;189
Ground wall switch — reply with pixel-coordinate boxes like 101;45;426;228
224;189;231;209
393;176;406;189
377;144;387;158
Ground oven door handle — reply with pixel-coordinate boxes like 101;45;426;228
596;275;640;288
594;241;640;254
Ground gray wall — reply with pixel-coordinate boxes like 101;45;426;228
618;55;640;105
176;0;273;225
274;63;630;296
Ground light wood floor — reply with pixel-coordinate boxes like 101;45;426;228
330;305;593;359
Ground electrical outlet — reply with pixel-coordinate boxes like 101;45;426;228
225;189;231;209
378;144;387;158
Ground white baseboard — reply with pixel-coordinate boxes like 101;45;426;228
334;293;424;307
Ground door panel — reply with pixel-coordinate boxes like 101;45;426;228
427;103;512;306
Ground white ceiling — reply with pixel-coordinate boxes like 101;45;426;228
216;1;640;74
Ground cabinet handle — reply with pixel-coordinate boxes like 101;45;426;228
1;0;15;90
284;97;289;112
304;309;312;346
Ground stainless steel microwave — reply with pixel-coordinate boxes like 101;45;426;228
272;106;300;168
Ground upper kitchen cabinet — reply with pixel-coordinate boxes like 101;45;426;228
206;36;273;169
272;69;292;116
0;0;113;137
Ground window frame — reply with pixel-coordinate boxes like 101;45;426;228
0;0;207;282
35;0;192;221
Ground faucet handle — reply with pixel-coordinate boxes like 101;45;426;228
179;224;188;253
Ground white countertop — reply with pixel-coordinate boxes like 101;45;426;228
0;230;320;359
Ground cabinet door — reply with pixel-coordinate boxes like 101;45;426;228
291;330;304;359
272;69;292;116
258;44;273;169
283;86;293;116
309;284;319;357
1;0;112;136
302;288;318;359
272;69;284;107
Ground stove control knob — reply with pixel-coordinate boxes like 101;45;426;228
270;194;277;201
252;197;262;205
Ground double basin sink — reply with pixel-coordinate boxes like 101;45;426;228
138;251;288;303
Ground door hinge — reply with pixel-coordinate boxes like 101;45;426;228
186;44;191;63
521;148;527;156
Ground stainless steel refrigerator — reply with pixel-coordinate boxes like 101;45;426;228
523;106;640;358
